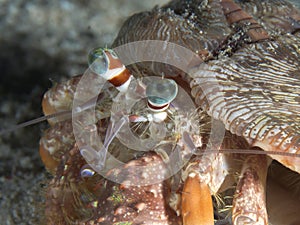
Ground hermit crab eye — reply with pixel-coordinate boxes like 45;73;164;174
88;47;108;75
145;78;178;112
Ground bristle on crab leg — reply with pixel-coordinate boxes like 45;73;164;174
232;154;268;225
181;172;214;225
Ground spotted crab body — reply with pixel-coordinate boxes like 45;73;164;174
40;0;300;224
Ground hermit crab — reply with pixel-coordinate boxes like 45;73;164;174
25;0;300;224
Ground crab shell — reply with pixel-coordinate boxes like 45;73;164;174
113;0;300;173
39;0;300;224
112;0;300;223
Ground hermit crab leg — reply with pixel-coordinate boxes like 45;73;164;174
180;130;231;225
181;172;214;225
220;0;269;42
96;116;126;168
232;154;268;225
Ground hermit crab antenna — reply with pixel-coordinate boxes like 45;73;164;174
0;110;72;136
0;95;107;136
182;132;300;158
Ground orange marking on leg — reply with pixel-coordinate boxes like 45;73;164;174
181;173;214;225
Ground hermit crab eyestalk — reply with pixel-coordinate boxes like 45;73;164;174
88;47;131;92
146;78;178;112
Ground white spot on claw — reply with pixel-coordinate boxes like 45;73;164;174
135;202;146;212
